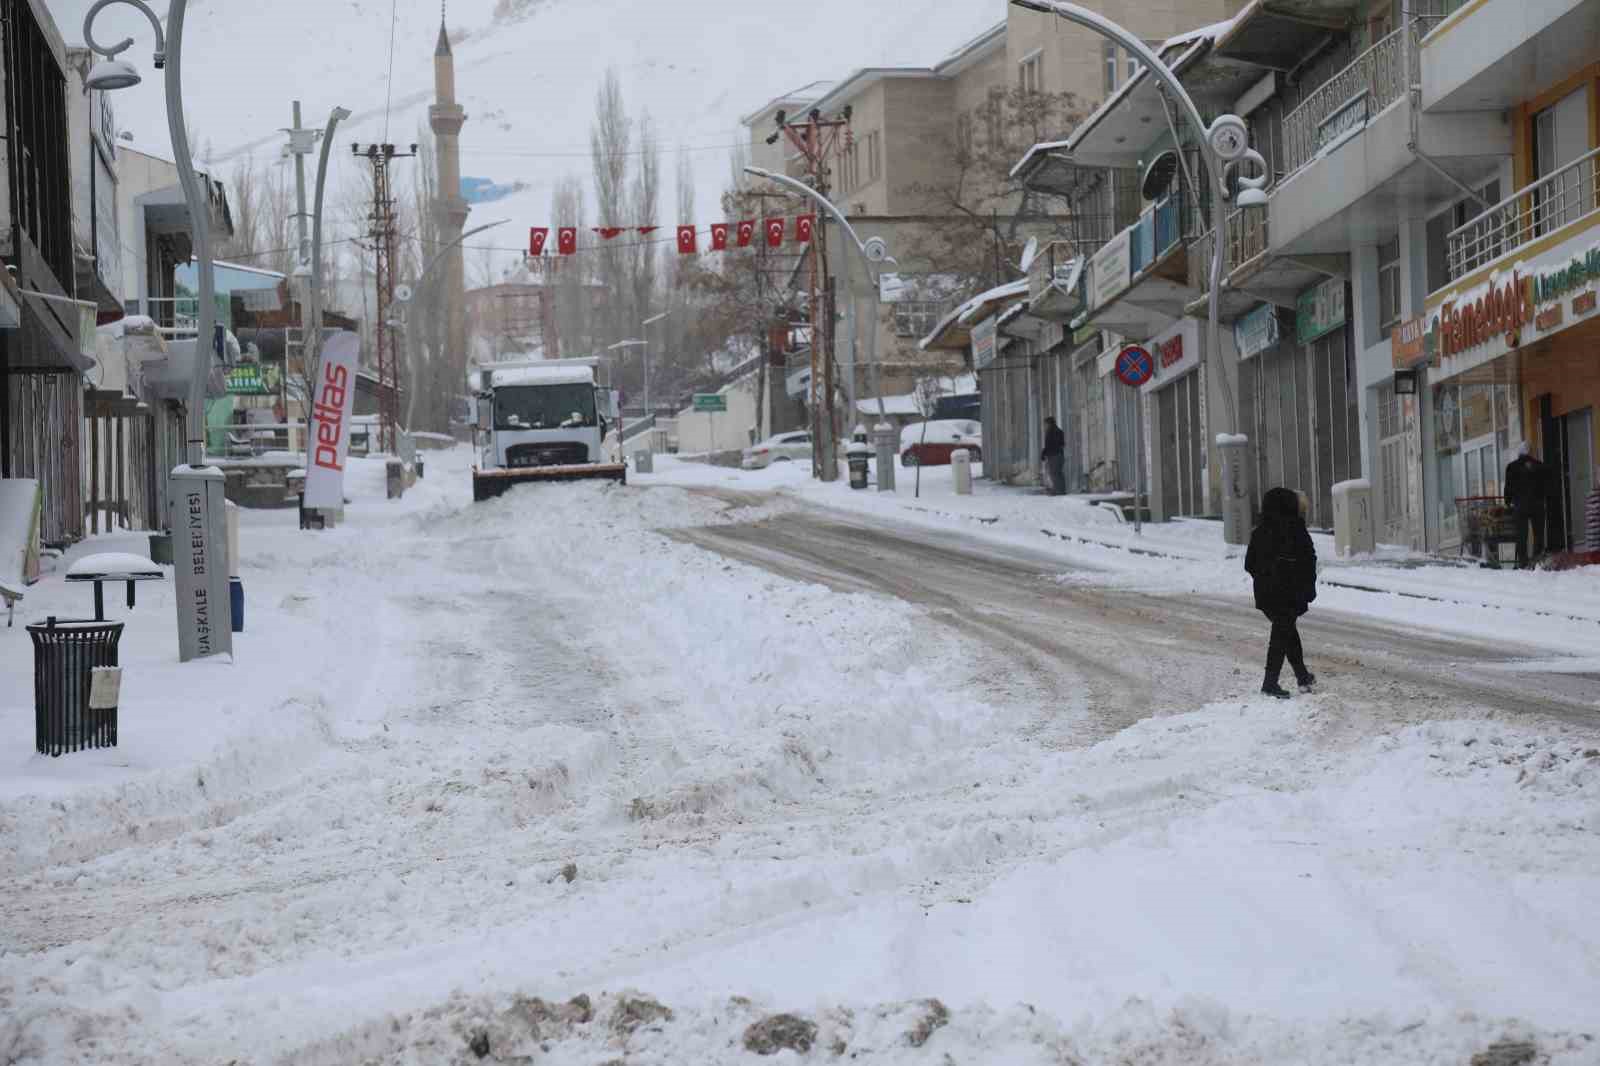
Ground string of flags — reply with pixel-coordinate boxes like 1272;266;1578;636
529;216;815;257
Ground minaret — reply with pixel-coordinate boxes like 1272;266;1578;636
429;9;470;381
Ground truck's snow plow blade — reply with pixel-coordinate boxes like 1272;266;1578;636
472;463;627;501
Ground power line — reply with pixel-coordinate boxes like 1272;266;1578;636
382;0;400;141
458;140;750;160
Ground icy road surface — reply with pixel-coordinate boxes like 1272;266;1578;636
2;449;1598;1065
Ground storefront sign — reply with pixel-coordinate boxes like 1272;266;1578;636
1296;278;1345;344
1090;229;1132;311
1158;333;1184;369
1574;290;1597;316
1535;303;1564;332
1315;90;1369;155
1234;303;1279;360
304;332;360;509
1430;271;1529;361
972;316;997;370
1390;314;1428;369
1531;247;1600;304
224;364;281;395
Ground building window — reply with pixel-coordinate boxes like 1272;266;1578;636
1019;51;1042;94
893;300;944;338
866;130;882;183
1377;381;1401;440
1377;237;1401;339
955;114;974;159
983;89;1004;149
1102;40;1118;95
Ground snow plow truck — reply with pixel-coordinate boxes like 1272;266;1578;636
471;359;626;501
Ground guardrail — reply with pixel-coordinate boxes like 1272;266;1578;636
1446;145;1600;281
1282;28;1412;176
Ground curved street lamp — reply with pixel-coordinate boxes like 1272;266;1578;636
743;165;897;424
1011;0;1268;543
85;0;235;661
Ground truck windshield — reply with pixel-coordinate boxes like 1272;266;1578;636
494;384;597;431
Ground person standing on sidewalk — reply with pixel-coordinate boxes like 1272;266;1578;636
1244;486;1318;699
1041;417;1066;496
1504;442;1548;568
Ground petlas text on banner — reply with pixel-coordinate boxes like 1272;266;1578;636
304;331;360;509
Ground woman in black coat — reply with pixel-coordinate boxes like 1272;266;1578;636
1244;487;1318;698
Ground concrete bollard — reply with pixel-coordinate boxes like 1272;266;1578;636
951;449;973;495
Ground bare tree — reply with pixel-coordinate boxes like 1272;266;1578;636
589;68;631;351
548;174;591;361
218;154;264;262
626;110;661;363
676;146;695;224
901;86;1084;293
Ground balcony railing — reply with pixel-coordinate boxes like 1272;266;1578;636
1446;146;1600;281
1282;28;1413;176
1226;205;1269;273
1128;190;1192;277
1027;240;1082;302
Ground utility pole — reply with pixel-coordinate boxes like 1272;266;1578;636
282;102;321;451
354;142;417;456
774;107;851;481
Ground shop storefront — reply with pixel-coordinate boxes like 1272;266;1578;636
1138;317;1208;521
1411;225;1600;554
1080;330;1140;494
1234;281;1361;530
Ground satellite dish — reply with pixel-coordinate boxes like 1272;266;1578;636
1141;150;1180;201
1019;236;1040;273
394;284;414;303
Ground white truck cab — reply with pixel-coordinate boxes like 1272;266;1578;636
471;360;626;500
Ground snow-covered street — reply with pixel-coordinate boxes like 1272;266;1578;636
2;448;1598;1064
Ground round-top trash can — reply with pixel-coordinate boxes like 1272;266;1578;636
847;443;871;490
27;617;124;756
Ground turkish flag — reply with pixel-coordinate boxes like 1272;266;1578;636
557;227;577;255
735;220;755;248
765;218;786;248
795;215;815;243
637;226;659;236
676;225;698;254
709;223;730;251
529;227;549;257
593;227;623;240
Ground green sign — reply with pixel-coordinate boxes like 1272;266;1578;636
1296;278;1346;344
692;393;726;413
225;363;281;395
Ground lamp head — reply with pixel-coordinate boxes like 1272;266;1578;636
85;57;141;91
1235;186;1269;210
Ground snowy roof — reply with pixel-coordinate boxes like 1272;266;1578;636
855;394;923;416
486;365;595;388
740;80;835;126
919;280;1030;352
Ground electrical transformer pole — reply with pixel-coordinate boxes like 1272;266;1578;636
354;142;416;456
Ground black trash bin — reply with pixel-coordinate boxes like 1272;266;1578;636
847;444;871;490
28;617;124;756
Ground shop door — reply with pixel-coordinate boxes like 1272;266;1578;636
1563;408;1595;548
1533;86;1591;235
1156;373;1204;517
1539;394;1569;553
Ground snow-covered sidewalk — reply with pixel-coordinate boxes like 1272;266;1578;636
2;447;1597;1065
641;455;1600;659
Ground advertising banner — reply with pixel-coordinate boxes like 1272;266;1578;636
1090;229;1132;311
971;316;998;370
1296;277;1346;344
1234;303;1280;361
303;331;360;510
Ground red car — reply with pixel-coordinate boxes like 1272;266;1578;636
900;419;983;467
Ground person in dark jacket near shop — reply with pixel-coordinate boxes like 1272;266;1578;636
1504;442;1548;568
1244;486;1318;699
1041;417;1067;496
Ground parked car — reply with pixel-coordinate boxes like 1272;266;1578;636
900;419;982;467
742;431;812;469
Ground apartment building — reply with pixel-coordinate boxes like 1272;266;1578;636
744;0;1235;483
1012;0;1590;544
1;0;95;546
1404;0;1600;556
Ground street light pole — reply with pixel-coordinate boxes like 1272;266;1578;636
84;0;236;661
743;165;903;490
1009;0;1263;544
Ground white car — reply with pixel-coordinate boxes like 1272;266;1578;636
742;431;812;470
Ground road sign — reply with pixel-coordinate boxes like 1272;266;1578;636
1114;344;1154;387
692;393;726;413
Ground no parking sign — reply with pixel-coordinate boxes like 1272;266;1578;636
1114;345;1154;387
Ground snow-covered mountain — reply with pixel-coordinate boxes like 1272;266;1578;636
55;0;1003;275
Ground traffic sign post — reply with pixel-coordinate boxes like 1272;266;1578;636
1115;346;1152;535
692;393;726;455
